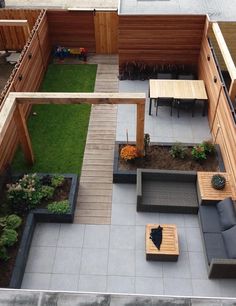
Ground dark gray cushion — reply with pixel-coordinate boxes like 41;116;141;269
222;225;236;259
199;206;221;233
204;233;228;264
216;198;236;231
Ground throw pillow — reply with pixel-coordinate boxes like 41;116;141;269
222;225;236;259
216;197;236;231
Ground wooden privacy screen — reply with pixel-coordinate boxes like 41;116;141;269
118;15;206;70
0;9;40;50
94;11;118;54
198;29;236;194
46;10;96;51
0;10;51;170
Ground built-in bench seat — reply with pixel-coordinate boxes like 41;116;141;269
136;169;198;214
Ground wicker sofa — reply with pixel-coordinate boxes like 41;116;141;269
136;169;198;214
198;197;236;278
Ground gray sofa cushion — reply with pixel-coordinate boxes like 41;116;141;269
199;206;221;233
222;225;236;259
216;198;236;231
204;233;228;265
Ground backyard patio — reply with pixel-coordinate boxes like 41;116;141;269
18;79;236;297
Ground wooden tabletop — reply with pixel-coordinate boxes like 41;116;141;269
197;172;236;201
146;224;179;256
149;79;208;100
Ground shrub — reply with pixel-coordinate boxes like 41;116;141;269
47;200;70;214
211;174;226;190
170;143;186;159
51;175;65;188
120;145;138;161
202;140;215;155
41;185;55;200
1;228;18;247
6;214;22;230
0;244;8;261
7;174;43;213
191;144;206;161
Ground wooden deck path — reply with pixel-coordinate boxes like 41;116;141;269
74;55;118;224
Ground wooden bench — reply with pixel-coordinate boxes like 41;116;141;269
146;224;179;261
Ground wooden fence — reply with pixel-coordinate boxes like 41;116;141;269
0;10;51;170
0;9;40;50
198;23;236;194
118;15;206;73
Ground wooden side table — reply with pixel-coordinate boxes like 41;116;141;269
197;172;235;204
146;224;179;261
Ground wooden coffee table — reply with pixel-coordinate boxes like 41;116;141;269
146;224;179;261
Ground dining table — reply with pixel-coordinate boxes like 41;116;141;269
149;79;208;115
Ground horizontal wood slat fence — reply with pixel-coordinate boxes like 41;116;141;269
198;27;236;195
0;9;40;50
0;9;51;171
118;15;206;74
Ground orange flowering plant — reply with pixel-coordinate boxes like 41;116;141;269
120;145;139;161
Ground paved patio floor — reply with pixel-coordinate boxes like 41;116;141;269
22;184;236;297
21;80;236;296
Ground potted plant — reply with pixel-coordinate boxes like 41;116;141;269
211;174;226;190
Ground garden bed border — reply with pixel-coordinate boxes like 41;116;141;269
113;141;225;184
8;173;79;289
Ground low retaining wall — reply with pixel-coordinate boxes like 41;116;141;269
9;173;79;289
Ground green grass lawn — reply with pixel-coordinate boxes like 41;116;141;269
12;64;97;174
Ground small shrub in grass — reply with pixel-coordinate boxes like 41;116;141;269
47;200;70;214
5;214;22;229
191;144;207;161
170;143;186;159
51;175;65;188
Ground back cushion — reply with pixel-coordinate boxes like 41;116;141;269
216;198;236;231
222;225;236;259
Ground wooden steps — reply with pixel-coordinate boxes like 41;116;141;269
75;56;118;224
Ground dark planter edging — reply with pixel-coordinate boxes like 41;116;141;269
113;141;225;184
9;173;79;289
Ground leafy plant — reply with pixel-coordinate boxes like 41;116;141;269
170;143;186;159
120;145;139;162
5;214;22;230
47;200;69;214
202;140;215;155
144;133;150;156
1;229;18;247
211;174;226;190
41;185;55;200
191;144;207;161
7;174;43;213
51;175;65;188
0;244;8;261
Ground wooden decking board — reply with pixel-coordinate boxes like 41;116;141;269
75;57;118;225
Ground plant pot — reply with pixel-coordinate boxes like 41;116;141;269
211;174;226;190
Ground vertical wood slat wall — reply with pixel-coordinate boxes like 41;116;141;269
46;10;96;52
94;11;118;54
198;34;236;194
0;9;40;50
0;11;51;171
118;15;206;71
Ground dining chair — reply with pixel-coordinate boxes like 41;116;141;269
157;73;173;80
174;99;196;118
177;74;195;80
155;97;174;116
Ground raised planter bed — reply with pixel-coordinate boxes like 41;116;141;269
113;141;225;184
2;173;79;289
